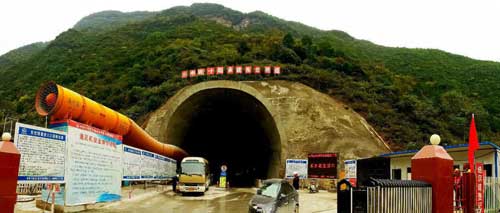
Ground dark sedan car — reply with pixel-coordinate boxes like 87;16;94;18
249;179;299;213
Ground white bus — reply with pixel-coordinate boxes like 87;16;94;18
177;157;211;194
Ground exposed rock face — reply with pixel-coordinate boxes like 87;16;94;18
144;80;390;177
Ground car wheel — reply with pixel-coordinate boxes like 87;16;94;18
294;204;299;213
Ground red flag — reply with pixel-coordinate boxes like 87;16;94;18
468;114;479;167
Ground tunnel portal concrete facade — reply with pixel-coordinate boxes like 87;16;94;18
144;80;391;178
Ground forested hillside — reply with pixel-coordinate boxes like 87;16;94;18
0;3;498;150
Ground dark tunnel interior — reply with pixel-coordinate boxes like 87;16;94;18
167;89;280;187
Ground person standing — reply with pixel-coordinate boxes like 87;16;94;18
292;172;300;190
172;174;179;194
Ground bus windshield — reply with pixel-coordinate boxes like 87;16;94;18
181;161;205;175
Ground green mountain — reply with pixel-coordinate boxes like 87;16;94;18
0;3;498;150
0;42;47;71
73;10;157;32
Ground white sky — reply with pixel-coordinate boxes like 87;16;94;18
1;0;499;62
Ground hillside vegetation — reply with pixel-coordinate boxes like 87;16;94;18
0;3;499;150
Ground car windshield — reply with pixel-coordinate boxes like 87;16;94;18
259;183;280;198
181;161;205;175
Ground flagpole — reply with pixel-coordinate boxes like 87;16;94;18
472;113;477;211
473;113;476;173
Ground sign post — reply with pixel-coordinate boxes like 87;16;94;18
219;165;227;188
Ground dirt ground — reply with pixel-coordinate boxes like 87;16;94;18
16;186;337;213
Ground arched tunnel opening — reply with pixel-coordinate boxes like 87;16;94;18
166;88;281;187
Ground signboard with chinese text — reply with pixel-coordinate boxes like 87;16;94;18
285;159;308;179
308;153;338;179
344;160;357;186
14;123;66;183
141;150;157;180
125;146;176;181
156;154;176;180
51;120;122;205
122;145;142;180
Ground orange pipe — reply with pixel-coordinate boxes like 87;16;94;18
35;82;187;160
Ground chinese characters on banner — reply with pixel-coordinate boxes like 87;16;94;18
264;66;272;74
227;66;234;74
14;123;66;183
476;163;485;213
308;153;338;179
236;66;243;74
216;66;224;75
207;67;215;76
197;68;205;76
180;65;281;78
189;69;197;78
254;66;261;74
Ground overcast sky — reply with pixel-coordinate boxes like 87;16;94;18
1;0;499;62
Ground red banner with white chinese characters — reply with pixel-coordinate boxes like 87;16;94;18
476;163;484;213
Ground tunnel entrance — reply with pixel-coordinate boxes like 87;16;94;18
166;88;281;187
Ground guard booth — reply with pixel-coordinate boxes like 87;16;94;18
337;178;432;213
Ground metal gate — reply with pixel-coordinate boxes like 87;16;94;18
338;178;432;213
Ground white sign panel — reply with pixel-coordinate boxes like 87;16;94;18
285;159;308;179
140;150;157;180
156;154;176;180
122;145;176;181
345;160;357;179
123;145;142;180
14;123;66;183
51;120;123;205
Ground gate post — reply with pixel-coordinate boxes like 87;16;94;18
411;134;453;213
0;133;21;213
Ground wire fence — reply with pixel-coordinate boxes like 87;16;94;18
485;177;500;212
